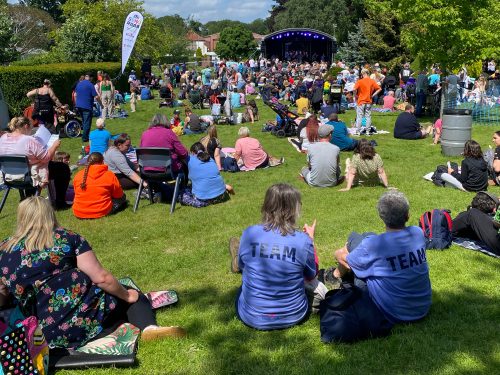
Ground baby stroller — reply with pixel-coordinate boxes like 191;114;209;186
265;98;298;138
328;83;345;114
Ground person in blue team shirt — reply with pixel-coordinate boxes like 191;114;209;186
321;190;431;342
75;72;101;142
230;183;327;330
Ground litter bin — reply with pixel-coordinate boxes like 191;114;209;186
0;86;9;130
441;108;472;156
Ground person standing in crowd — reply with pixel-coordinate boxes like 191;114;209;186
353;69;381;134
98;74;115;119
415;69;429;116
26;79;62;133
75;73;101;143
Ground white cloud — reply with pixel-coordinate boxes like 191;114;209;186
143;0;274;23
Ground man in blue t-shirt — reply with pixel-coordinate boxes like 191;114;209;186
323;191;431;342
326;113;358;151
75;73;100;142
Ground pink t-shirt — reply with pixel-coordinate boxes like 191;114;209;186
0;133;51;185
383;95;396;110
235;137;267;170
434;119;442;130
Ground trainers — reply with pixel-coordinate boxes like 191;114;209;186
229;237;240;273
141;326;186;341
322;267;342;290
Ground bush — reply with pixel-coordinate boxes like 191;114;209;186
0;62;129;116
324;66;342;79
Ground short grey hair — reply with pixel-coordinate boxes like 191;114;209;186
376;191;409;229
149;113;169;128
238;126;250;137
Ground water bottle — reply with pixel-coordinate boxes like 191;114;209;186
78;146;85;160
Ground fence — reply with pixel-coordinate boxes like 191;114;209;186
442;79;500;125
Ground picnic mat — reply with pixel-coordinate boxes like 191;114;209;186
453;237;500;258
49;323;140;369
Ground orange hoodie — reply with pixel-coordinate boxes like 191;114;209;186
72;164;124;219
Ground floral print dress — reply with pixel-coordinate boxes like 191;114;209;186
0;228;117;349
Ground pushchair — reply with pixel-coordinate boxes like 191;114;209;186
328;83;345;113
265;97;298;138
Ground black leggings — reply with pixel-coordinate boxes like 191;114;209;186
453;208;500;256
97;293;156;338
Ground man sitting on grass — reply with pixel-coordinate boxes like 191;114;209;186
394;104;432;140
321;191;432;342
326;113;358;151
300;125;342;187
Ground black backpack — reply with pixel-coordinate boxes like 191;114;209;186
419;209;453;250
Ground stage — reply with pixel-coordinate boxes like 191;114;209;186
261;28;337;63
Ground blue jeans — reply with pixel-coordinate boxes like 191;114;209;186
78;108;93;142
415;91;426;116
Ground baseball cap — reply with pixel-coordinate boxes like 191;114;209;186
318;124;333;138
173;110;180;115
477;191;499;207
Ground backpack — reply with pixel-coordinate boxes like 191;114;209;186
419;209;453;250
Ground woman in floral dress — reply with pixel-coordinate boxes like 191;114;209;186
0;197;185;349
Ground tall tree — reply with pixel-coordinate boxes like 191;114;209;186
336;20;369;66
361;2;409;70
0;3;17;63
390;0;500;70
8;5;57;57
215;26;257;60
248;18;269;35
273;0;351;43
156;14;190;62
267;0;289;32
204;20;246;35
19;0;66;22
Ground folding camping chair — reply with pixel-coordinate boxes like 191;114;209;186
133;148;183;214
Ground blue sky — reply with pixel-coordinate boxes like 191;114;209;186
8;0;275;23
143;0;274;22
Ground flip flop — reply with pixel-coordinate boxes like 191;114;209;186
145;290;178;310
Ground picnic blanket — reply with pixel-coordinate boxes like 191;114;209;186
453;237;500;258
347;128;390;136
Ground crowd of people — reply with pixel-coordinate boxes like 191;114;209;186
0;54;498;360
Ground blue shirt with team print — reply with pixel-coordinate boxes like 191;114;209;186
346;226;432;323
237;225;317;330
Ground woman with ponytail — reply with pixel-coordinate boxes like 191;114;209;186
180;142;233;208
72;152;126;218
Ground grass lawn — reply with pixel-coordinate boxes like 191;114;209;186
0;95;498;375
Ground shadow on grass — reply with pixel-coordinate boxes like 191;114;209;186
180;284;499;375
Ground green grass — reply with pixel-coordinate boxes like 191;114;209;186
1;95;499;375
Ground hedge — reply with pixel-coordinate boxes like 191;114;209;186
0;62;129;116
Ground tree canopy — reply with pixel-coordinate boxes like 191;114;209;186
215;26;257;60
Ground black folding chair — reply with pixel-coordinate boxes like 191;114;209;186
0;155;40;213
133;148;184;214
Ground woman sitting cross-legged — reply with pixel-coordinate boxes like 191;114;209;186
0;197;186;349
234;127;284;170
425;140;488;192
339;139;389;191
180;142;234;208
230;183;327;330
72;152;127;219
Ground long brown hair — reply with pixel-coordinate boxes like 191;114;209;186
306;115;319;143
80;152;104;190
261;183;301;236
463;140;483;159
